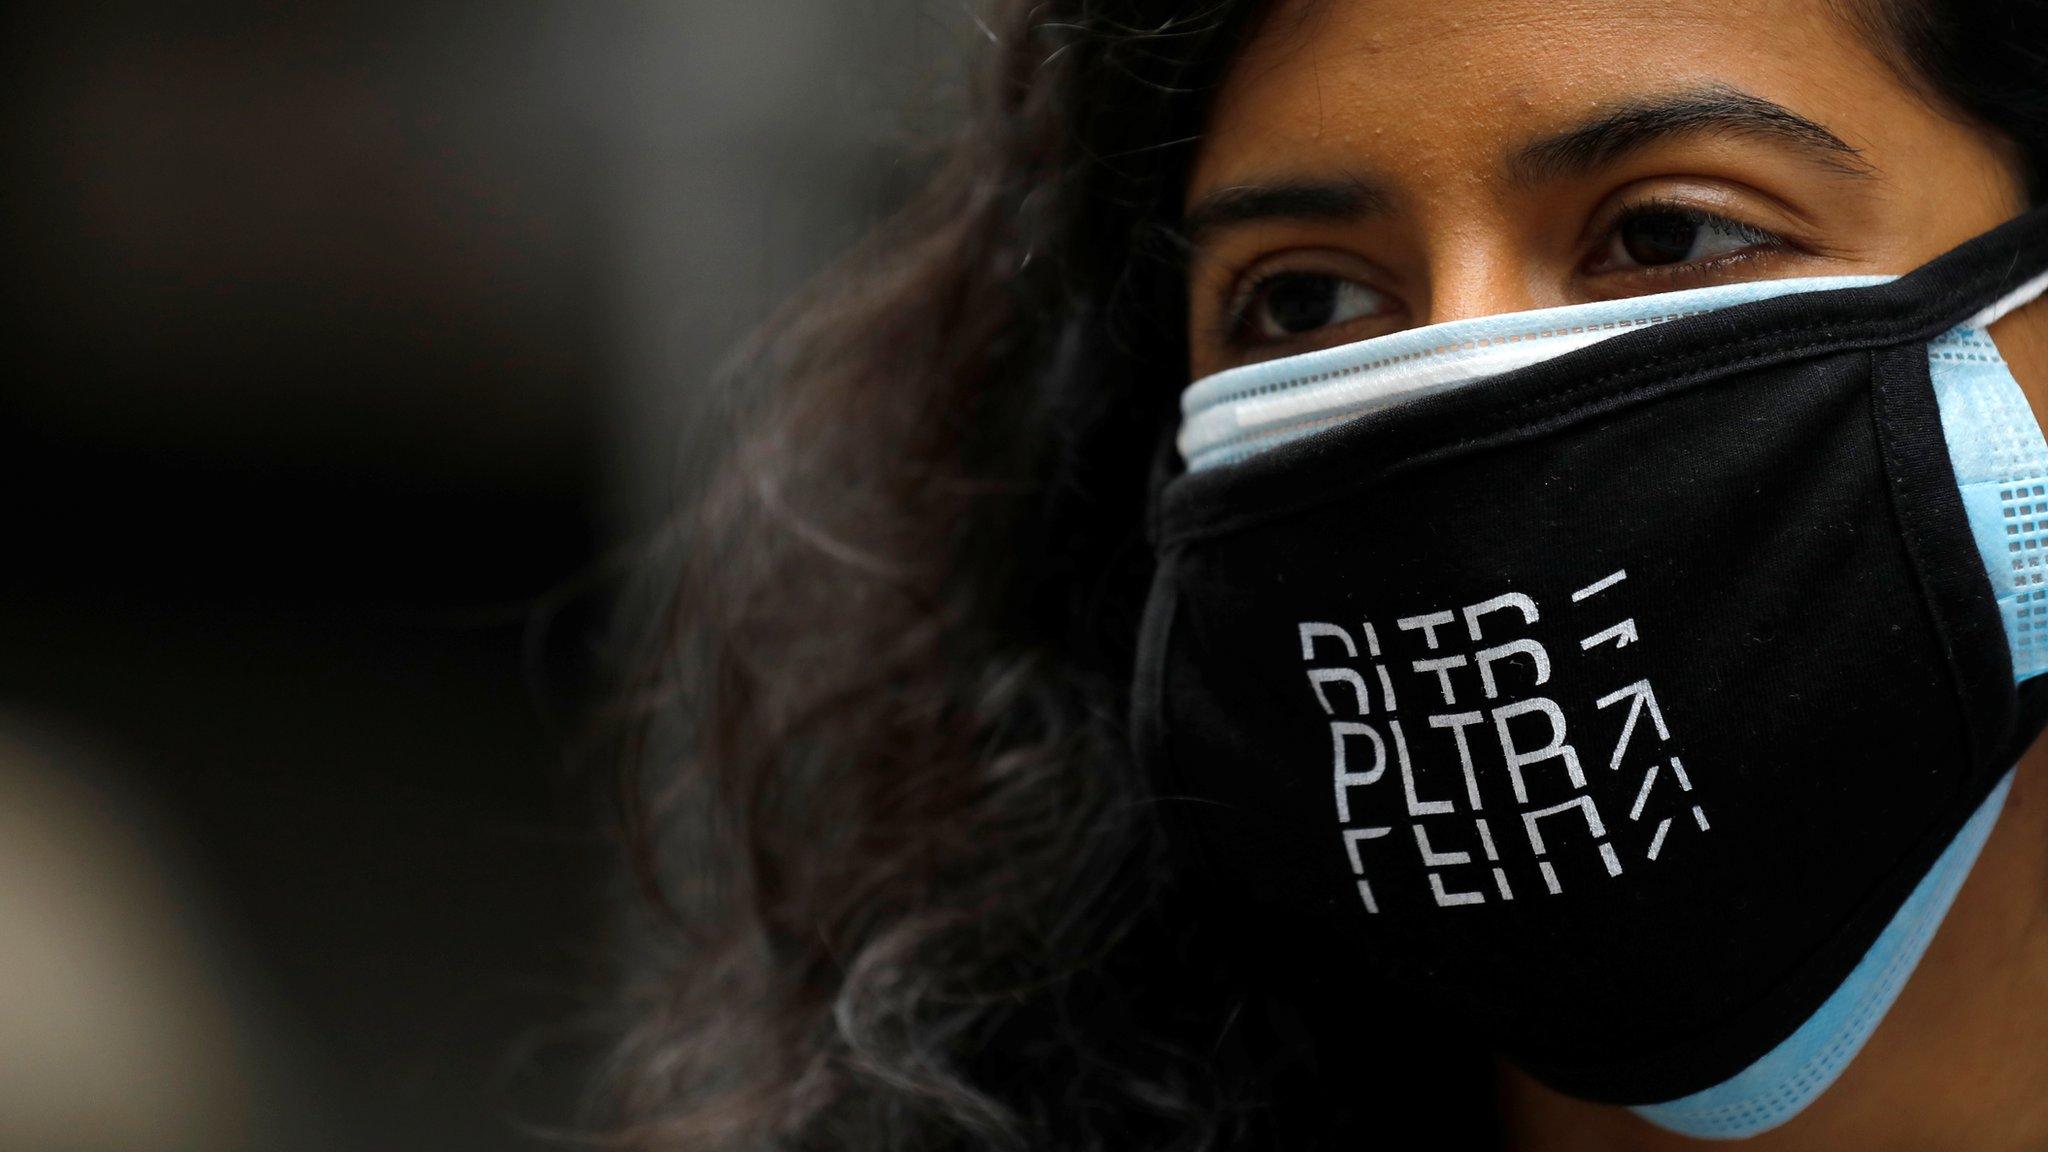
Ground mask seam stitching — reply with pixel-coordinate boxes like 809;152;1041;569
1164;322;1991;544
1195;317;2003;468
1868;343;1988;770
1161;243;2048;542
1193;312;1703;407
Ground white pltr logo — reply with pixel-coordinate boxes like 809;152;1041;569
1296;569;1710;914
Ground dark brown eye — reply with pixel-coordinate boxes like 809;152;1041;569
1619;211;1704;266
1596;206;1782;274
1242;272;1389;341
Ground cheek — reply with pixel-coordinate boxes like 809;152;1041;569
1992;298;2048;434
1881;132;2030;257
1185;267;1236;375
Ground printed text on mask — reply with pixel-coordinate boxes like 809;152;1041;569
1297;569;1711;913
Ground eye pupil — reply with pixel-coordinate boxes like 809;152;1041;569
1620;212;1701;266
1261;273;1339;334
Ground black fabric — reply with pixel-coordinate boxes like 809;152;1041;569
1131;204;2048;1104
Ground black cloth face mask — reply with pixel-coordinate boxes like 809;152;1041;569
1132;205;2048;1134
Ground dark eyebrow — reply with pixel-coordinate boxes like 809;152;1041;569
1177;175;1393;246
1510;84;1874;183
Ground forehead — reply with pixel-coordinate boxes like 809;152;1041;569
1192;0;1890;195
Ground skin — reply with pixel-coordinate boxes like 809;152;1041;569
1184;1;2048;1148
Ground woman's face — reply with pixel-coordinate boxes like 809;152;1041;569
1183;0;2035;381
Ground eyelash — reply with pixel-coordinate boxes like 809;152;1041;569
1597;197;1787;275
1222;268;1360;342
1218;200;1793;347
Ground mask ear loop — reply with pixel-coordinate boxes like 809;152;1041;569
1969;267;2048;328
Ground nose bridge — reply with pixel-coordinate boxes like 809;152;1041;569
1422;235;1544;327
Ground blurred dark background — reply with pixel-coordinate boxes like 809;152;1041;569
0;4;962;1148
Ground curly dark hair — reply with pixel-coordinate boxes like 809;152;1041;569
603;2;2048;1149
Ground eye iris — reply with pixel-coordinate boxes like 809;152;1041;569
1620;212;1701;266
1261;273;1339;333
